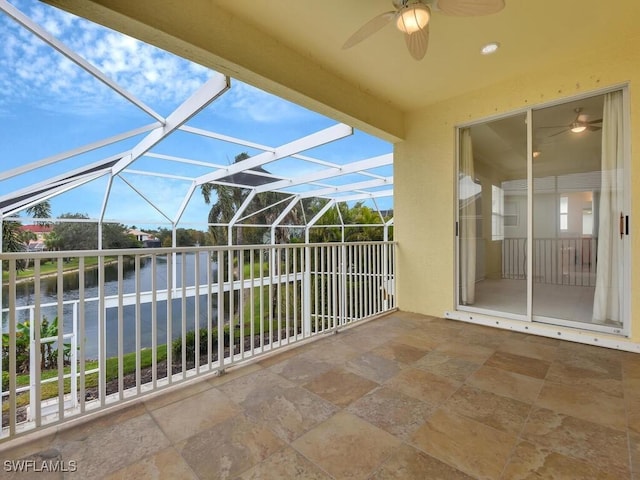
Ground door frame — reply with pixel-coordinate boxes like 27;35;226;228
454;85;631;337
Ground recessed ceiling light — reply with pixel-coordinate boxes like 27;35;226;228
481;42;500;55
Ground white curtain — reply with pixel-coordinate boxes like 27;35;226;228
460;128;476;305
593;91;624;323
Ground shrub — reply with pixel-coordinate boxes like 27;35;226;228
172;327;231;359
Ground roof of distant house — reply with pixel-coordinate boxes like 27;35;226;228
127;229;149;236
21;224;52;233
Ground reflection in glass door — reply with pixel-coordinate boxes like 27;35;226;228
457;90;628;333
532;92;626;330
458;113;527;317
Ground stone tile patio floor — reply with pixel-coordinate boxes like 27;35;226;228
3;311;640;479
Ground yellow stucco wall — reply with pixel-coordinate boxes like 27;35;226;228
396;38;640;341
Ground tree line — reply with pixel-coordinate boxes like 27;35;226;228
2;152;391;255
201;152;392;245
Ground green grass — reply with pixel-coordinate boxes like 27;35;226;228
2;256;117;284
3;258;289;412
4;345;167;412
241;260;268;279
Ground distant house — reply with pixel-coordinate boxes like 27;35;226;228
21;224;52;241
127;229;152;242
21;224;52;251
127;229;160;247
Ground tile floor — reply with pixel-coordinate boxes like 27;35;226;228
2;311;640;479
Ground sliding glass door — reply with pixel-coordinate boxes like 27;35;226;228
457;90;629;334
458;113;528;318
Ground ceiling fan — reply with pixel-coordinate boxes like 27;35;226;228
541;108;603;137
342;0;505;60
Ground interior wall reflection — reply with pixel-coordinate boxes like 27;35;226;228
457;91;627;332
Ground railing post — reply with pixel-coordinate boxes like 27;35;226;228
303;244;311;337
8;259;17;436
382;242;389;311
28;307;35;421
71;302;78;408
98;255;106;406
340;243;347;326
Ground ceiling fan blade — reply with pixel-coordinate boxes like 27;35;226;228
587;118;603;124
436;0;505;16
587;125;602;131
342;11;396;50
404;24;429;60
548;129;568;138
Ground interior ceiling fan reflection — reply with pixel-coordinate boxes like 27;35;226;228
342;0;505;60
540;108;603;137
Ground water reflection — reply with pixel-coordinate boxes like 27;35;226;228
2;252;220;358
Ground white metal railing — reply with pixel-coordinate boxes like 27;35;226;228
0;241;396;441
502;237;597;286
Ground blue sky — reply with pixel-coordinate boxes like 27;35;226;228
0;0;392;229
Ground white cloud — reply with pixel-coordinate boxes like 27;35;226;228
1;0;213;116
220;81;313;124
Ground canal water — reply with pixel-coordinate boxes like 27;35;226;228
2;252;221;359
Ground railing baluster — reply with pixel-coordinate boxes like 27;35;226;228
268;246;274;347
34;260;42;425
117;255;124;400
135;254;141;395
259;248;265;350
332;245;338;330
358;244;363;319
8;259;17;436
151;254;157;388
239;248;245;358
293;245;298;339
207;251;213;367
56;258;64;421
194;250;201;372
79;257;86;413
98;256;106;406
181;252;187;378
285;247;290;342
277;247;282;345
313;245;319;333
228;249;235;362
71;301;78;409
166;254;173;385
217;250;224;370
249;248;255;355
320;246;325;331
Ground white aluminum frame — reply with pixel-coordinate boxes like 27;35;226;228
453;85;631;338
0;2;395;238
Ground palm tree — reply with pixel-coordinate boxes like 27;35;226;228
252;190;303;244
44;231;63;252
1;221;27;271
2;221;25;253
25;200;52;226
344;202;385;241
201;153;251;245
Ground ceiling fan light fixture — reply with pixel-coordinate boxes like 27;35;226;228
570;123;587;133
480;42;500;55
396;3;430;34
